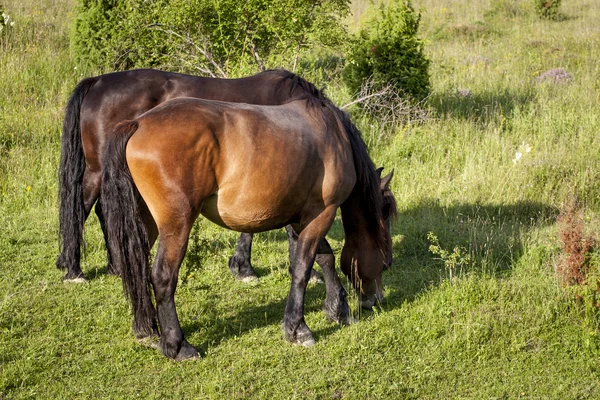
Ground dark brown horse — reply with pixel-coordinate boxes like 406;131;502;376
58;68;344;282
101;80;396;360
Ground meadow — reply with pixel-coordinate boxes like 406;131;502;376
1;0;600;398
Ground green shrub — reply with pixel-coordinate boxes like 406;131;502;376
534;0;562;20
70;0;350;77
342;0;430;101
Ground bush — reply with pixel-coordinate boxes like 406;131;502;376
342;0;430;101
533;0;562;20
70;0;350;77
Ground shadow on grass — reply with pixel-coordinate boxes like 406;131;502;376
181;276;335;353
85;199;557;349
181;199;557;348
381;199;558;306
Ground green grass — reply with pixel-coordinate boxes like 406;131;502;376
2;0;600;398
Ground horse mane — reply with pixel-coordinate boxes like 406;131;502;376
332;107;392;255
269;69;327;107
272;69;393;255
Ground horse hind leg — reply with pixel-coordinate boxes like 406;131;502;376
94;198;119;276
228;233;259;282
59;168;101;282
152;223;199;361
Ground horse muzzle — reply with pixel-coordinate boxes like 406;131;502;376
359;287;384;310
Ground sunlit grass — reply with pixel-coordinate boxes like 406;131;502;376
2;0;600;398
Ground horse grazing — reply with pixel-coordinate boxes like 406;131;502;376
101;82;397;360
58;68;340;283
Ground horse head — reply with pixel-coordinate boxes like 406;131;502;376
340;167;397;310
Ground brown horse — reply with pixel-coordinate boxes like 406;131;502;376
101;80;397;360
58;68;343;282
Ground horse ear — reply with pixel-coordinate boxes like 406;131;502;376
380;169;394;190
376;167;384;178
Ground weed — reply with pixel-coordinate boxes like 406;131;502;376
556;198;596;286
427;232;473;280
556;198;600;326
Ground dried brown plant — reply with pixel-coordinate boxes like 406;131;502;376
557;198;596;286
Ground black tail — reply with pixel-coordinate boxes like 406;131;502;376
57;77;97;270
101;121;156;337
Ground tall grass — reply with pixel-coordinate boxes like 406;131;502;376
2;0;600;398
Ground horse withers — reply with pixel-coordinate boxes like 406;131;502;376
101;84;396;360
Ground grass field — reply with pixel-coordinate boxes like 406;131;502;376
2;0;600;398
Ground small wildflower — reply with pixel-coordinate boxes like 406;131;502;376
512;151;522;164
513;142;533;164
26;185;31;192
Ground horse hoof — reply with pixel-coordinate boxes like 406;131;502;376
174;341;200;361
325;312;354;326
284;325;316;348
228;256;259;283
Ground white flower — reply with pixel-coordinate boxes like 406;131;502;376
512;151;522;164
2;13;9;23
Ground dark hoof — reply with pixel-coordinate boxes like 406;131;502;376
228;256;259;283
324;304;352;325
283;323;315;347
174;340;200;361
308;269;324;285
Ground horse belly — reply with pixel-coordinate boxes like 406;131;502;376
199;193;290;233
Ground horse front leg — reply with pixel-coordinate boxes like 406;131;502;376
285;225;323;284
283;207;337;347
315;239;351;325
228;233;259;282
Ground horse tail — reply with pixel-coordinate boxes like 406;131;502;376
57;77;98;269
101;121;155;336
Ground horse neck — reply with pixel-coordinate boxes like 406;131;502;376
340;189;377;248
